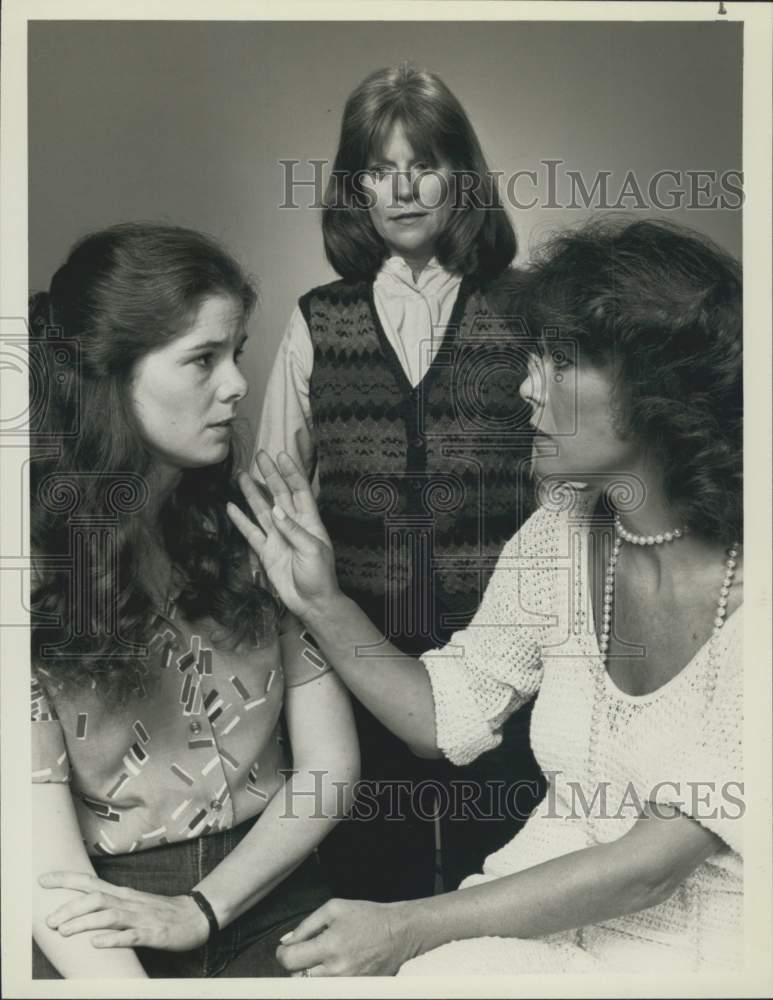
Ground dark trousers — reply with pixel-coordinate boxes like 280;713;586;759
317;694;546;902
33;817;330;979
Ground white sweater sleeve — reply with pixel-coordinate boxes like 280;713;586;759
253;305;317;486
422;506;565;766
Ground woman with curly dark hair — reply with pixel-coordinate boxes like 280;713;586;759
30;223;358;979
230;218;744;975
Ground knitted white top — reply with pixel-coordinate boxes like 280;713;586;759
405;497;743;975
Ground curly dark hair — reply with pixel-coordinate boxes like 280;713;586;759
30;222;279;704
322;64;516;282
492;218;742;545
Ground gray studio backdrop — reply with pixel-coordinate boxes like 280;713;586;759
28;20;742;444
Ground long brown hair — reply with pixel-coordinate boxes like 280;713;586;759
30;222;278;703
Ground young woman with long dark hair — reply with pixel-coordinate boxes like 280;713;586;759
255;63;544;903
30;223;358;979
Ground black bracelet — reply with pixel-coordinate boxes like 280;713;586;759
189;889;220;940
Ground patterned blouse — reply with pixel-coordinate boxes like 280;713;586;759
31;601;331;857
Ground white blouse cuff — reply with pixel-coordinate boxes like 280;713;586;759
422;651;502;767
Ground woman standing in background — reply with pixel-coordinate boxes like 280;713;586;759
255;64;544;902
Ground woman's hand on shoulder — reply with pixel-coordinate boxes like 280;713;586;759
276;898;418;977
39;871;210;952
228;451;340;622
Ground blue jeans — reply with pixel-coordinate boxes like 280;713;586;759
33;817;330;978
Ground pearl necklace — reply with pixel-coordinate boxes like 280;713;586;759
598;517;739;661
614;519;686;546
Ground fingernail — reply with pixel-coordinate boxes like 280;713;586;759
279;930;293;943
272;506;286;521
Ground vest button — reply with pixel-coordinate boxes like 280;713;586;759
411;437;424;449
189;721;202;734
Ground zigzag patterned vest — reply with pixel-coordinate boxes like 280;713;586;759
303;275;535;656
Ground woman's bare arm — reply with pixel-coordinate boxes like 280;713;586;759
32;783;147;978
193;668;360;927
402;802;722;953
40;670;359;949
275;802;724;976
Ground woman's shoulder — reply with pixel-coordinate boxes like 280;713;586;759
298;277;372;311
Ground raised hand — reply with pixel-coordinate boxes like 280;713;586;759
227;451;341;621
39;871;210;952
